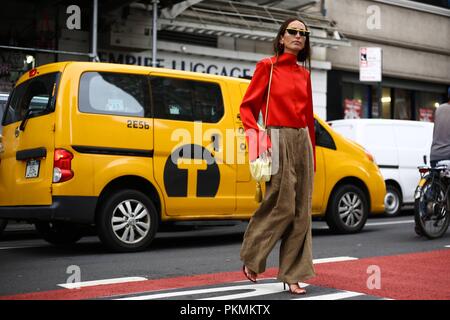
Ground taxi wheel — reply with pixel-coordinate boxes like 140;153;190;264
0;219;8;238
35;221;83;245
326;184;369;234
96;189;158;253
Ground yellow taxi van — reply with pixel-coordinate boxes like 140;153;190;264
0;62;385;252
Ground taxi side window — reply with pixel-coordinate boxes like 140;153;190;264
315;119;336;150
79;72;150;117
150;77;224;123
3;72;58;126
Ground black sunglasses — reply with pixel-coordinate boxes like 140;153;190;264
285;28;310;37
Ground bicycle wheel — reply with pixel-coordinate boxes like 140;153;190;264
414;178;450;239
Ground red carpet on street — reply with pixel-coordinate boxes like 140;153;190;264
1;249;449;300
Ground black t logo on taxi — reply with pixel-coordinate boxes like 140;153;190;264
164;144;220;197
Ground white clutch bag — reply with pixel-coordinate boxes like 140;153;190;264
250;154;272;183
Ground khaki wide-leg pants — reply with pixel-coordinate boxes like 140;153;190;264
240;127;315;284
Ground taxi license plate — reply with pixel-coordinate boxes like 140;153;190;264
25;160;40;179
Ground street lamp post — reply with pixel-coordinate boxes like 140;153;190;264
152;0;159;67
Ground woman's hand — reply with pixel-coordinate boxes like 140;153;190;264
260;148;272;161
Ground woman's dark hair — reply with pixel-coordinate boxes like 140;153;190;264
273;17;311;72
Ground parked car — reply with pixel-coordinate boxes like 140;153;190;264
0;92;7;125
0;62;385;251
329;119;434;216
0;93;8;235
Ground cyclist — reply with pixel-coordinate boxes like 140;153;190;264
430;87;450;167
415;87;450;236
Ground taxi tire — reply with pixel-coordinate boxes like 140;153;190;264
0;219;8;238
34;221;84;245
326;184;369;234
96;189;158;253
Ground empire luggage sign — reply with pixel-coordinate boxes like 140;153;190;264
359;47;382;82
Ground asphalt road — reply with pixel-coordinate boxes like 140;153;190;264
0;210;449;299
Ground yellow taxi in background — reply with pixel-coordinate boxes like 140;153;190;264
0;61;385;252
311;116;385;232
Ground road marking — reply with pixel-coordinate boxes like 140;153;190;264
58;277;147;289
313;257;358;264
117;282;309;300
293;290;364;300
445;245;450;248
0;245;47;250
366;219;414;226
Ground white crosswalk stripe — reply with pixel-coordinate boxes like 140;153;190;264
114;280;385;300
58;277;147;289
292;290;363;300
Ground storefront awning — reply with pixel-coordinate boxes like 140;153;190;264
155;0;350;48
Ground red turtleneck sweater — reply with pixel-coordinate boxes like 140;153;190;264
240;52;316;171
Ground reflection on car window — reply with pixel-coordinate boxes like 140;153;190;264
79;72;150;117
3;72;58;126
151;76;224;123
0;94;8;134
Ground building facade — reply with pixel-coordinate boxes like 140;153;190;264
0;0;448;122
324;0;450;121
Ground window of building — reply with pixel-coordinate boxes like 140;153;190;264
415;91;442;122
79;72;150;117
393;88;412;120
380;87;392;119
327;70;447;122
342;82;370;119
409;0;450;9
150;77;224;123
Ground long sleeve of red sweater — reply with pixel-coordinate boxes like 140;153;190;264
240;53;316;171
239;59;272;162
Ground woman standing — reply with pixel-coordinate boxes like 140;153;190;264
239;17;316;295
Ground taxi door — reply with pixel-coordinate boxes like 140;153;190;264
0;67;61;206
150;73;236;216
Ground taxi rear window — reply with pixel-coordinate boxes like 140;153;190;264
2;72;59;126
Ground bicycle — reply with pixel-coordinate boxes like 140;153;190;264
414;160;450;239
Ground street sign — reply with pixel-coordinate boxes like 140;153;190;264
359;47;382;82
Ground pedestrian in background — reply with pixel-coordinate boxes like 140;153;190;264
430;87;450;167
239;17;316;295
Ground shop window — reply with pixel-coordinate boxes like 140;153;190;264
415;91;442;122
393;88;412;120
381;87;392;119
342;82;370;119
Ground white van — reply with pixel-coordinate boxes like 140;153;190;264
328;119;434;216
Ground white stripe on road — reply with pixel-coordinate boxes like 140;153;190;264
293;290;364;300
0;245;47;250
445;245;450;248
365;219;414;227
117;282;371;301
117;282;309;300
313;257;358;264
58;277;147;289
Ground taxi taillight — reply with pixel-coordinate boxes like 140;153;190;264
53;149;74;183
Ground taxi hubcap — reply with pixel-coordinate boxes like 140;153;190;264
338;192;364;227
111;199;151;244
